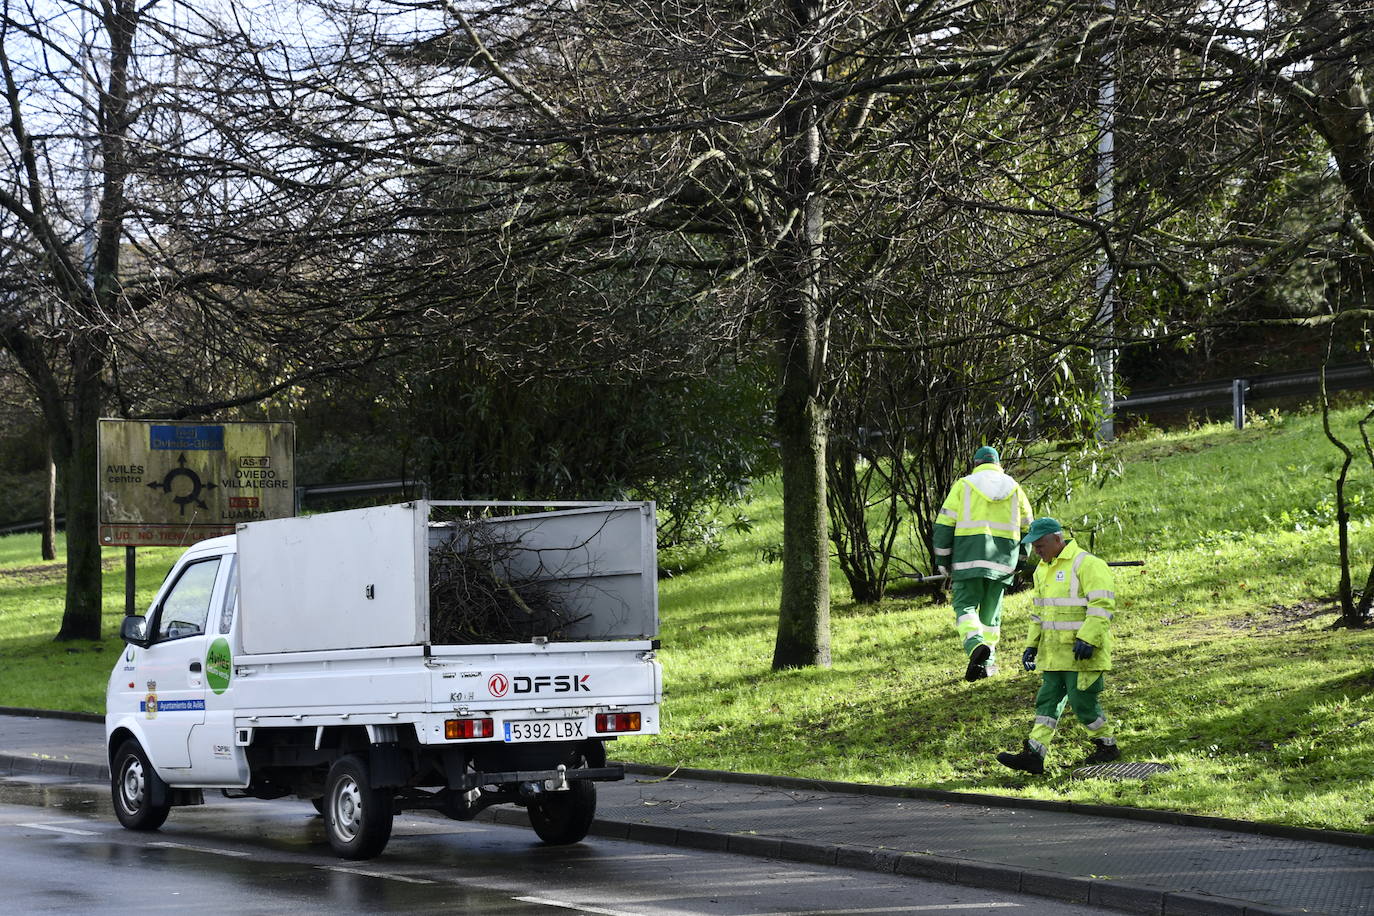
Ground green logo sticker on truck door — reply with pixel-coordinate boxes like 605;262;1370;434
206;638;232;694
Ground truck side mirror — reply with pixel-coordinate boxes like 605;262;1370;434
120;615;150;648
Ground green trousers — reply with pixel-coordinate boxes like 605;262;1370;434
1026;670;1114;759
951;578;1005;672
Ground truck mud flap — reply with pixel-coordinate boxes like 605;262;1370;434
369;743;409;788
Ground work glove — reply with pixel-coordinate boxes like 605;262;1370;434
1021;647;1037;671
937;565;949;579
1072;639;1096;660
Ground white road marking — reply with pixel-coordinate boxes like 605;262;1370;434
318;865;436;885
514;896;651;916
735;905;1024;915
148;840;253;858
19;822;99;836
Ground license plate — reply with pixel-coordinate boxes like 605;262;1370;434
503;718;585;743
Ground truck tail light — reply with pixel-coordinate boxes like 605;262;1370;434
445;717;494;740
595;712;641;734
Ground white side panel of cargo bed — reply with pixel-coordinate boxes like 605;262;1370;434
238;504;427;654
231;647;432;716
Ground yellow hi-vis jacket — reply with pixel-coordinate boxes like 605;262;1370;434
1024;540;1116;671
932;463;1032;584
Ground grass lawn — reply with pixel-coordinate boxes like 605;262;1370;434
2;405;1372;833
0;539;181;712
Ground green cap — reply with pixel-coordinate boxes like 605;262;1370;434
973;445;1000;464
1021;517;1063;545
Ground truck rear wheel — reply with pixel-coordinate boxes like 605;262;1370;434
528;780;596;845
111;739;171;831
323;754;394;859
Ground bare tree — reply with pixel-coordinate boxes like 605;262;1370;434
259;0;1181;668
1099;2;1374;626
0;1;142;638
0;2;408;639
1098;1;1374;315
7;0;1299;654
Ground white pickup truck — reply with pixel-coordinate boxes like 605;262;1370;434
106;500;661;859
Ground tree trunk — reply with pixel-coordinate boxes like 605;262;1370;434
1334;463;1355;623
771;0;831;670
1357;560;1374;623
1318;359;1362;628
828;440;882;605
52;1;136;641
773;358;832;668
1302;2;1374;234
1356;396;1374;624
55;350;106;642
41;435;57;561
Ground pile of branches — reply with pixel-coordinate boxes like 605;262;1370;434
428;522;586;644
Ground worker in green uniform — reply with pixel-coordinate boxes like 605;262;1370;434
997;517;1121;775
932;445;1033;682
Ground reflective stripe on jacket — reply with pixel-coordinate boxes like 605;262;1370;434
931;463;1033;584
1024;540;1116;671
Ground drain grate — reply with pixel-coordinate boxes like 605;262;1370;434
1070;761;1174;781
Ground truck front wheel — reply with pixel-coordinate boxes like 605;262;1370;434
323;754;394;859
528;780;596;845
111;739;171;831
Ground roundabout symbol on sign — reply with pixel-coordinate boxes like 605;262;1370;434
488;673;509;697
147;453;217;514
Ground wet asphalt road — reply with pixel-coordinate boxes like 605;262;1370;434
0;775;1117;915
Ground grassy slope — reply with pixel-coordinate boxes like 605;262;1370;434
623;407;1374;833
1;407;1371;831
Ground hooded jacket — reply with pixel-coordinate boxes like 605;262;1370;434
932;463;1033;584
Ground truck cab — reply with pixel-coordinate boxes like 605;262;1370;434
109;536;243;776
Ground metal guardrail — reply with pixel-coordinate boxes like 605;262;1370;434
0;516;63;536
292;477;428;514
1113;362;1373;429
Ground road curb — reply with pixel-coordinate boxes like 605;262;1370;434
0;752;1314;916
620;761;1374;851
0;752;107;781
0;706;103;724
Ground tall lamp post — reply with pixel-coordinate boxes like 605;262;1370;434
1093;0;1118;441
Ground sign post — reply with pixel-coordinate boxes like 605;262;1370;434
125;545;135;618
98;420;296;614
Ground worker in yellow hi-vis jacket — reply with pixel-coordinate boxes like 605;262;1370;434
932;445;1033;683
997;517;1121;775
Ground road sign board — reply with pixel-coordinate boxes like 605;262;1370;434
98;420;296;547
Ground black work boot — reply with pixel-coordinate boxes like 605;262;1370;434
1082;738;1121;765
964;643;991;682
996;740;1045;775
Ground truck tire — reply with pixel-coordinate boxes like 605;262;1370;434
528;780;596;845
323;754;394;859
111;739;171;831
